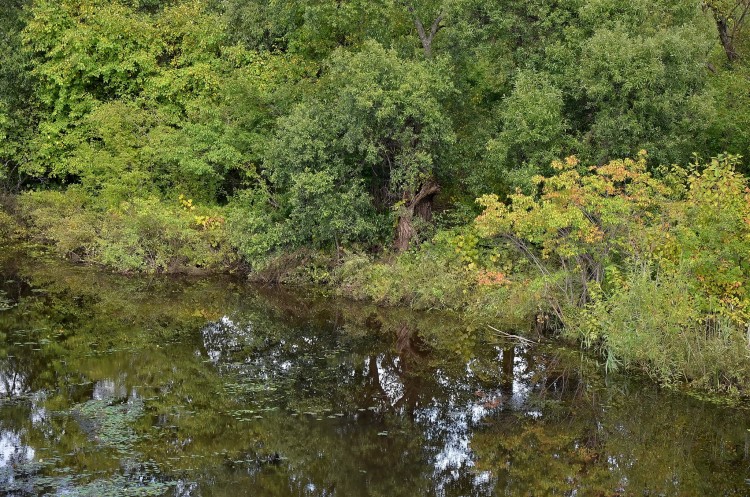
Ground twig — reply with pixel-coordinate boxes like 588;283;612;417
488;325;538;345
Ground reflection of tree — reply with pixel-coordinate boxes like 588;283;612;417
472;367;750;496
0;250;748;496
472;412;613;495
0;363;29;398
500;346;514;396
385;323;431;415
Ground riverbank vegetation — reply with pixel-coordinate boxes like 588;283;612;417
339;153;750;394
2;0;750;395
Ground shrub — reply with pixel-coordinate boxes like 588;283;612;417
474;153;750;394
335;227;521;313
17;188;98;257
0;205;18;241
225;187;286;271
571;265;750;392
18;189;235;273
95;198;225;272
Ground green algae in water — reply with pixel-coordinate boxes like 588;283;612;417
71;399;144;451
54;477;175;497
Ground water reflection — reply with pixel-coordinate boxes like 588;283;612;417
0;438;34;497
0;430;34;467
0;369;28;398
92;378;131;401
0;248;748;496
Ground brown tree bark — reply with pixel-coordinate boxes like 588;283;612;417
394;179;439;252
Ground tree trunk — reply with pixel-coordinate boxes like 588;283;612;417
717;15;740;62
403;3;444;59
394;179;439;252
705;1;750;63
395;214;417;253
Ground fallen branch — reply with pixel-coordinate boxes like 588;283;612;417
488;325;538;345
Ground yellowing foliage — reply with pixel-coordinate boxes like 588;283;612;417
474;154;750;389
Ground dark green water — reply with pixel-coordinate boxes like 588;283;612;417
0;246;748;496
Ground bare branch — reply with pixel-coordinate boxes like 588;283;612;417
402;2;444;58
429;13;444;40
488;325;538;345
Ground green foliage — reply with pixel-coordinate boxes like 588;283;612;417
226;172;381;271
10;0;307;268
448;0;729;194
96;197;234;272
17;188;99;256
0;0;35;189
268;40;455;194
576;20;714;164
673;156;750;325
23;0;161;177
6;0;750;271
475;153;750;393
19;190;234;272
705;68;750;174
242;40;455;255
286;171;381;248
20;0;298;201
486;70;569;189
225;186;284;268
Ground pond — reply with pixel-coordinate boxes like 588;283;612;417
0;245;748;496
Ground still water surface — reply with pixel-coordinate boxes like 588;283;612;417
0;246;749;496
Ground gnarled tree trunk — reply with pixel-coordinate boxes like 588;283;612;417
394;178;439;252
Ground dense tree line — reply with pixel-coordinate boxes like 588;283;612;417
1;0;749;262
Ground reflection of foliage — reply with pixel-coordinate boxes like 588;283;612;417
0;289;11;311
472;378;750;496
0;248;748;496
474;417;612;496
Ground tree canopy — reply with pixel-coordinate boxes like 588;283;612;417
2;0;750;257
